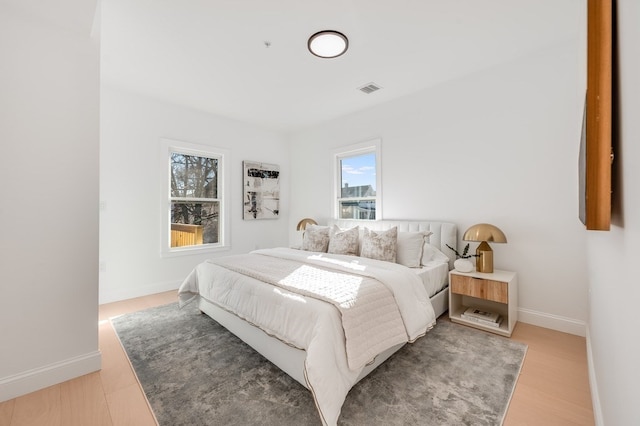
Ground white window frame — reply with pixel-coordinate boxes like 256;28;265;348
333;139;382;221
160;138;230;257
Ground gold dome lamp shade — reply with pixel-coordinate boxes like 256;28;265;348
296;218;317;231
462;223;507;273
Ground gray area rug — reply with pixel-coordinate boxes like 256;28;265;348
112;302;527;426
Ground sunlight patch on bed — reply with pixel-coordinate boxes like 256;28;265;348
279;265;362;308
307;254;367;272
273;287;307;303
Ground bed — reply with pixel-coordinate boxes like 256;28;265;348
178;219;456;425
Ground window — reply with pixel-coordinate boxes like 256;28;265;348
161;140;229;255
334;140;381;220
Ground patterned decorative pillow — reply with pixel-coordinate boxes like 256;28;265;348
396;231;433;268
360;227;398;263
302;225;330;252
328;225;359;256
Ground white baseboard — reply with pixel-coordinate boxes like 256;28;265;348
99;280;181;305
0;350;102;402
518;307;586;336
585;326;604;426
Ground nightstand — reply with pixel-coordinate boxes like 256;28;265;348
448;269;518;337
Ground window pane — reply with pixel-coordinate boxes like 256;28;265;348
171;153;218;198
340;153;376;198
339;200;376;220
170;202;219;246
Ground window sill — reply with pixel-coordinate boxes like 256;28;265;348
161;244;230;258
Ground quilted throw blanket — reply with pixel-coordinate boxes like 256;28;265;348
209;250;408;370
178;247;436;426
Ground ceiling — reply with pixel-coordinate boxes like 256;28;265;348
100;0;580;133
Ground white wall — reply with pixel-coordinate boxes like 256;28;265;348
586;1;640;424
0;4;100;400
289;35;588;334
99;87;290;303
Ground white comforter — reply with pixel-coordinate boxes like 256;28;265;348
178;247;436;426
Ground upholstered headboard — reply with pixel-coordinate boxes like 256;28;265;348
328;219;458;270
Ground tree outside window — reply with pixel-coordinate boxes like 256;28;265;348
170;152;221;247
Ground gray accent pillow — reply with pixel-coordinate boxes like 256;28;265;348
302;225;330;252
396;231;432;268
328;225;359;256
361;227;398;263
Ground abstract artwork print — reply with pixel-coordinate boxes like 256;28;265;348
243;161;280;220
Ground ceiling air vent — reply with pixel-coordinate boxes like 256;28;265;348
358;82;382;94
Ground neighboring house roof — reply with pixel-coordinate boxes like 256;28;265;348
341;184;375;198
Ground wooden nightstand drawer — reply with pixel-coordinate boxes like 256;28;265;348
450;275;508;304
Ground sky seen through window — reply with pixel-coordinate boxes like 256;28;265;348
341;153;376;191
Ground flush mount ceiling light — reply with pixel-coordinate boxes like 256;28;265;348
308;30;348;58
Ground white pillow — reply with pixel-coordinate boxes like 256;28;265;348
396;231;433;268
302;225;330;252
328;225;359;256
421;243;451;265
361;227;398;263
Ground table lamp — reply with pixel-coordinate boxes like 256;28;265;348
462;223;507;273
296;218;317;231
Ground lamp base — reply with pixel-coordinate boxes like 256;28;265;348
475;241;494;273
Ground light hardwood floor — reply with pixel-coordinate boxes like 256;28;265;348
0;291;594;425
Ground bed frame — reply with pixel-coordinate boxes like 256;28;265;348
198;219;457;389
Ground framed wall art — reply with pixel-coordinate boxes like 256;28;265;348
579;0;613;231
243;161;280;220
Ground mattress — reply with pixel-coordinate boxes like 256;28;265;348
414;260;450;297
